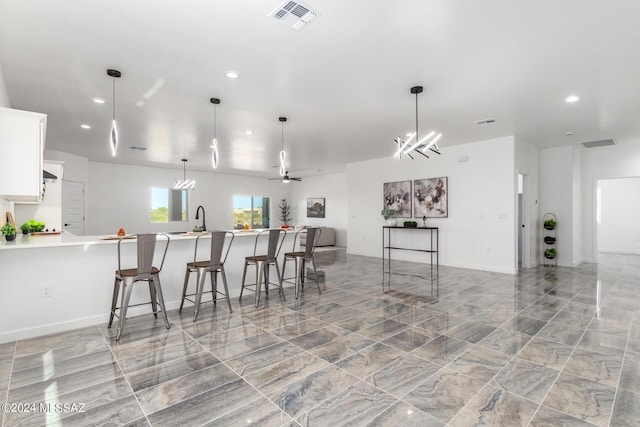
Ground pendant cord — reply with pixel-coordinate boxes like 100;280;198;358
214;104;217;139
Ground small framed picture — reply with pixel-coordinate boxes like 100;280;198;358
307;198;325;218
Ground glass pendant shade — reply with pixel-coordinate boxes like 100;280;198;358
211;138;219;169
279;116;287;176
110;119;118;157
210;98;221;169
279;150;286;176
106;69;121;157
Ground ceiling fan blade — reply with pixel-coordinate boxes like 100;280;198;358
291;177;302;181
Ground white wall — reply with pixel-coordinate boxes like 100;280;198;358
14;162;63;231
540;146;581;266
88;161;289;235
44;150;90;234
0;62;10;108
572;147;582;263
598;177;640;254
347;136;517;274
288;171;348;247
515;137;541;268
0;63;13;216
581;144;640;261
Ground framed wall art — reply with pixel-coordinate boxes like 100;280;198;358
383;180;412;218
307;198;325;218
413;177;448;218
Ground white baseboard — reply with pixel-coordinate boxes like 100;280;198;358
346;249;516;275
598;249;640;255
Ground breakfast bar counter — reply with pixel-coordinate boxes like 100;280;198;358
0;230;299;343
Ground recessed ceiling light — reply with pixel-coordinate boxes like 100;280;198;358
244;130;253;135
80;124;91;129
565;95;579;103
92;98;105;104
565;131;574;136
405;133;413;137
225;71;239;79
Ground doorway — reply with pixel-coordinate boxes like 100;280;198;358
517;173;532;271
62;180;85;235
596;177;640;259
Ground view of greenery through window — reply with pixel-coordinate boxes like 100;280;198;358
151;188;188;222
233;196;270;228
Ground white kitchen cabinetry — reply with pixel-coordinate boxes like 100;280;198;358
0;107;47;202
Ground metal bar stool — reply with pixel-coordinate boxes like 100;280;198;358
282;227;322;299
179;230;235;321
108;233;170;341
239;229;286;307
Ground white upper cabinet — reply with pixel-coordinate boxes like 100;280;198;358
0;107;47;203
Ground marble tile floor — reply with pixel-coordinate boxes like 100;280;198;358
2;251;640;426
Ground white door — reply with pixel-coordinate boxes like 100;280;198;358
62;180;84;235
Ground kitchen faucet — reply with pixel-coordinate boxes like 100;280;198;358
195;205;206;231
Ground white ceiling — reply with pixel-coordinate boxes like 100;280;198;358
1;0;639;177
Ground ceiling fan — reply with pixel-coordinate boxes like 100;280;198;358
269;171;302;183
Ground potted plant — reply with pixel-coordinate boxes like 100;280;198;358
381;208;397;226
279;198;292;228
544;248;557;259
403;220;418;228
20;223;30;235
2;223;16;241
544;219;557;230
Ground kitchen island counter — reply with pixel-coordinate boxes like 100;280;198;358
0;229;301;343
0;229;272;250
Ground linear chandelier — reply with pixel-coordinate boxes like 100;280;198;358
393;85;442;159
174;158;196;190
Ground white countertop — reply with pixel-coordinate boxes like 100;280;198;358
0;229;300;250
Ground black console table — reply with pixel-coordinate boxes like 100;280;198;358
382;226;439;281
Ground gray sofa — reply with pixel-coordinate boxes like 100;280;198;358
299;227;335;246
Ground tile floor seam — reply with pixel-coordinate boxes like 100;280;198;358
196;321;309;425
525;305;598;426
432;281;577;425
97;322;152;427
606;314;634;426
1;341;18;427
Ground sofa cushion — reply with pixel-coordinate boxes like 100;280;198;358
300;227;335;246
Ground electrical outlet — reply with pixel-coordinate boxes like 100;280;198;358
41;285;52;298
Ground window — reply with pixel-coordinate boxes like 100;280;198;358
151;188;188;222
233;196;270;229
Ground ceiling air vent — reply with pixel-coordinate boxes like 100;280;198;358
581;139;616;149
269;0;319;31
475;118;496;126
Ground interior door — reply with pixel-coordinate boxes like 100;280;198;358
62;180;84;235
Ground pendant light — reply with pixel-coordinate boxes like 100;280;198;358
279;116;287;176
106;69;121;157
393;85;442;159
174;158;196;190
210;97;221;169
